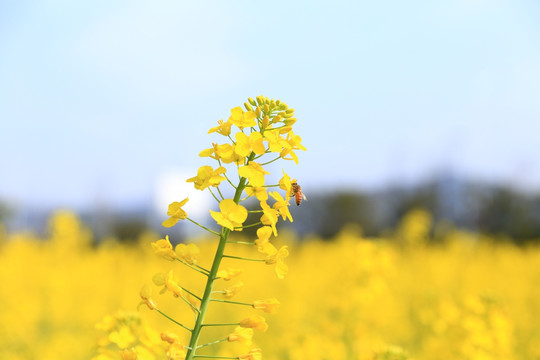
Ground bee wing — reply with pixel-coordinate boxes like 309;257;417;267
302;193;307;201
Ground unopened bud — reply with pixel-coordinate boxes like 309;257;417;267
284;118;296;126
244;102;253;112
279;126;292;134
285;108;295;114
282;111;294;118
248;97;257;106
256;96;264;106
276;99;281;106
272;115;282;123
263;104;270;114
262;116;269;128
255;107;262;117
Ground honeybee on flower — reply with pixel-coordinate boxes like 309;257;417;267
290;181;307;206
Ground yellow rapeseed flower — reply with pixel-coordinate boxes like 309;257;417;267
174;243;200;265
263;130;289;153
109;326;135;349
208;119;232;136
119;348;137;360
229;107;257;129
160;331;180;344
235;132;266;157
260;201;279;236
239;315;268;332
238;162;270;187
264;245;289;279
162;198;189;228
238;349;263;360
186;166;227;190
151;236;177;261
210;199;248;231
227;326;254;346
223;282;244;298
166;343;186;360
270;191;293;222
252;298;280;313
217;268;244;281
138;285;156;311
279;171;293;201
245;186;268;201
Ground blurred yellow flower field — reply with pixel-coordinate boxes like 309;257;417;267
0;210;539;360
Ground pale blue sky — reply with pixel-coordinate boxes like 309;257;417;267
1;1;540;210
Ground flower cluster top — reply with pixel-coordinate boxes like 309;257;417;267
161;95;306;279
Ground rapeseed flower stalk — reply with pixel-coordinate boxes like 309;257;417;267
145;96;305;360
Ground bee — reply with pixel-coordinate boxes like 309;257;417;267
290;181;307;206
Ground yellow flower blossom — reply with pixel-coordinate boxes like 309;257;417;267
109;326;135;349
166;343;186;360
239;315;268;332
208;119;232;136
238;349;263;360
175;243;200;264
164;271;183;297
255;226;273;244
255;226;275;255
151;236;177;261
210;199;248;231
160;332;180;344
235;132;266;157
245;186;268;201
279;171;293;201
200;143;244;164
238;162;270;187
217;268;244;281
280;131;306;164
223;281;243;298
186;166;226;190
263;130;289;153
229;106;257;129
227;326;254;346
260;201;279;236
138;285;156;310
119;348;138;360
162;198;189;228
265;245;289;279
270;191;293;222
252;298;280;313
152;271;182;297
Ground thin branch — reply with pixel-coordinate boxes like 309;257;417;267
156;309;193;332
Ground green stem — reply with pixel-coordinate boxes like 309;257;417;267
226;240;255;245
176;258;210;276
181;287;202;301
223;254;265;262
260;156;281;166
201;322;240;327
185;153;255;360
186;218;221;236
216;186;225;200
194;264;211;274
196;337;228;349
208;187;221;202
235;221;262;230
210;298;253;306
156;309;192;332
